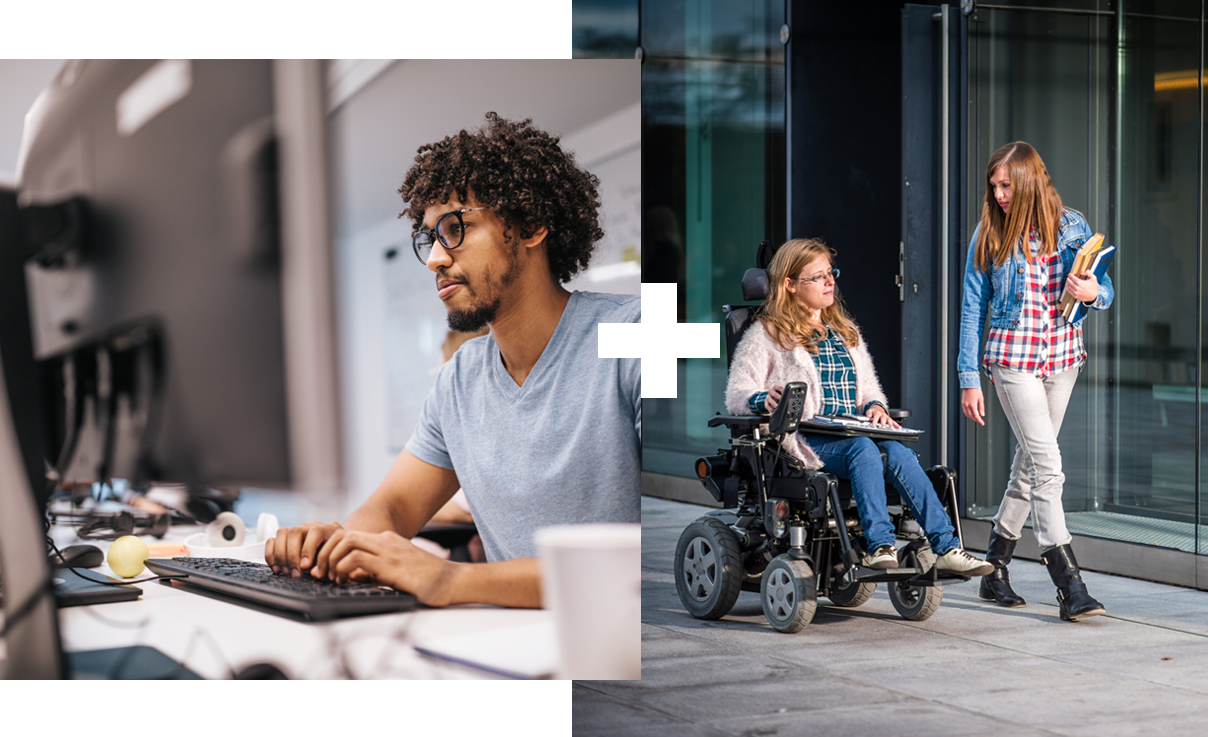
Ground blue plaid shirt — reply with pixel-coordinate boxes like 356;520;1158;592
816;328;859;416
747;327;885;417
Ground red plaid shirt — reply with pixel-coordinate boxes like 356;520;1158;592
982;233;1085;379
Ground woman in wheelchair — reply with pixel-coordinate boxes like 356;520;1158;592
725;237;993;577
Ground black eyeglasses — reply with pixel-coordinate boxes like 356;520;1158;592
412;207;488;264
795;268;840;285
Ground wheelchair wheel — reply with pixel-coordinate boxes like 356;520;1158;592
827;577;876;608
888;546;942;621
674;517;744;620
760;555;817;633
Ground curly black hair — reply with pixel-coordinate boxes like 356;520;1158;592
398;112;604;284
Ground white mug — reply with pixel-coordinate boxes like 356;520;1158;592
535;523;641;680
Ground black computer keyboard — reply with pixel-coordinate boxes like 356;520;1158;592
144;557;417;622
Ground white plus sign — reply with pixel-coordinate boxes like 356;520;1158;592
598;282;719;398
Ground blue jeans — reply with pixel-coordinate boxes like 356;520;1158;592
806;434;959;554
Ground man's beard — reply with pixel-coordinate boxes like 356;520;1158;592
447;298;502;332
445;239;522;333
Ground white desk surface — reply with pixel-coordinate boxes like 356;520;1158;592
51;524;555;680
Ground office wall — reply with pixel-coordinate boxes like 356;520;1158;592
0;61;66;182
329;59;640;514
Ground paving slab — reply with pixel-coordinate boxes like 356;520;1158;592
842;653;1126;698
936;677;1206;732
1054;639;1208;693
701;700;1042;737
572;685;703;735
577;496;1208;736
588;662;911;721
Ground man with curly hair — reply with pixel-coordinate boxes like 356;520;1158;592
267;114;640;608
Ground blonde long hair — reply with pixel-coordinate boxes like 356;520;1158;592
974;141;1064;272
758;238;861;354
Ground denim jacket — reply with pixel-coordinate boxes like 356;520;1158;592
957;208;1115;390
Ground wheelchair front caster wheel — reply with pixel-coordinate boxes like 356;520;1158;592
827;577;876;608
888;546;943;621
760;555;817;633
675;517;744;620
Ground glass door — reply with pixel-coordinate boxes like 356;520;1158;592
964;1;1206;558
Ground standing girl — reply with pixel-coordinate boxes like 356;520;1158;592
958;141;1114;621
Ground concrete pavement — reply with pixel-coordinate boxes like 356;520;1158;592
574;496;1208;736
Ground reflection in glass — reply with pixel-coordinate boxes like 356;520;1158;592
640;1;786;476
572;0;639;59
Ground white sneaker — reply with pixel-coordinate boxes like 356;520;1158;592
866;546;898;570
935;548;994;576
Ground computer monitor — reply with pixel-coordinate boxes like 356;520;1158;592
0;59;343;678
0;336;61;678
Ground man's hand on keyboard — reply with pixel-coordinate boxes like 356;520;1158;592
266;521;345;578
312;529;454;607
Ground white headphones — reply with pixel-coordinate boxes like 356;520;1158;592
205;511;246;547
202;511;280;548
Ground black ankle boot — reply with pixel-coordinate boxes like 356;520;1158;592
1041;544;1105;621
979;530;1026;607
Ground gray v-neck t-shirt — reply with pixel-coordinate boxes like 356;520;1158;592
405;290;641;562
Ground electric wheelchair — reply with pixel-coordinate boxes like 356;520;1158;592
674;246;970;633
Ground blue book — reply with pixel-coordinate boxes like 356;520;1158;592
1064;243;1115;323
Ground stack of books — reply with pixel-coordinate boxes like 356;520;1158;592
1058;232;1115;322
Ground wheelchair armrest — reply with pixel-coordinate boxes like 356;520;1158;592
707;381;807;434
707;413;766;430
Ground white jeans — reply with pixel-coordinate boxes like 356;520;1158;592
989;365;1079;549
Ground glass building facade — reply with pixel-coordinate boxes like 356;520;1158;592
574;1;786;477
639;2;787;478
965;1;1208;566
576;0;1208;585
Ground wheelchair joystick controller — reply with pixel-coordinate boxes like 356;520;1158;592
766;382;807;436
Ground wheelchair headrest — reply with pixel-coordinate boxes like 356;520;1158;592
741;268;770;302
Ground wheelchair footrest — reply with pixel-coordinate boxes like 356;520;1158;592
853;567;925;583
852;566;973;586
933;570;974;583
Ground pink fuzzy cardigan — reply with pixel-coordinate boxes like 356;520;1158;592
724;320;889;470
